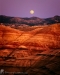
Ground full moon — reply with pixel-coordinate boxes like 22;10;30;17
30;10;34;14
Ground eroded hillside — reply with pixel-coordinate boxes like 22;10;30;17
0;24;60;75
0;24;60;50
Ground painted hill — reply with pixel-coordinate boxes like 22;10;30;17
0;24;60;75
0;24;60;50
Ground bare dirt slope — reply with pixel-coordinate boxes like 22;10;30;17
0;24;60;75
0;24;60;50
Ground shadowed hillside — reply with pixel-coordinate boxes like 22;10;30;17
0;15;60;25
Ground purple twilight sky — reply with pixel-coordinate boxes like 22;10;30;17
0;0;60;18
